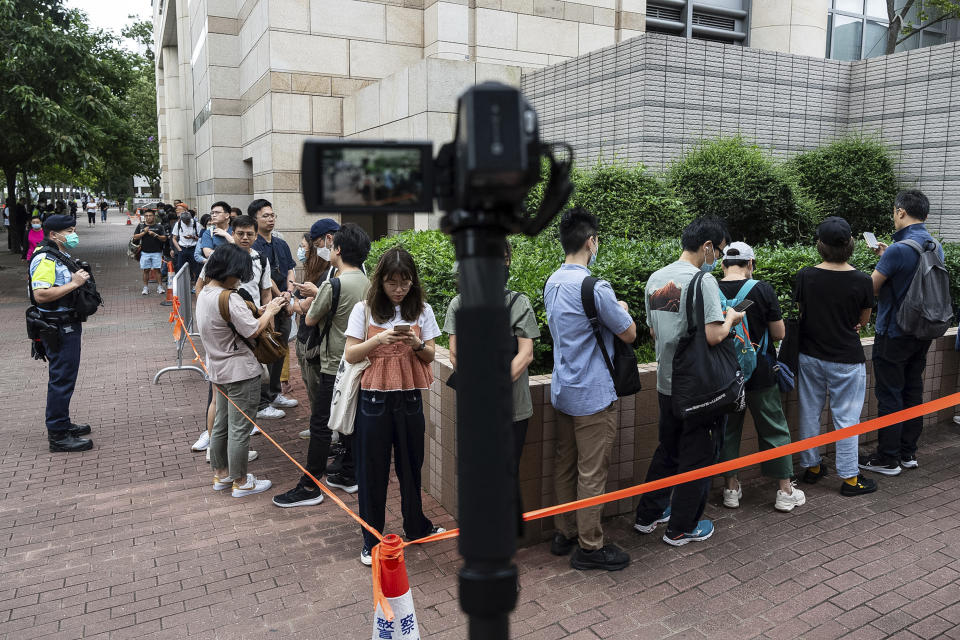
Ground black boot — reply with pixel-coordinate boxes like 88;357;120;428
49;431;94;453
69;423;91;437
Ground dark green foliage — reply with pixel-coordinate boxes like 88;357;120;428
668;137;821;246
789;137;899;236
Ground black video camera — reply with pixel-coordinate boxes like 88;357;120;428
301;82;572;234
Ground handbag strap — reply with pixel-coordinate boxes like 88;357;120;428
218;289;257;354
685;271;706;333
580;276;617;381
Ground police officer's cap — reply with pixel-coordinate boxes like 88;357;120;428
43;215;75;231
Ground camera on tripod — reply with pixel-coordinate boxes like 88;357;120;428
301;82;572;235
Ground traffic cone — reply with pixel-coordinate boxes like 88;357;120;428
371;534;421;640
126;212;132;225
160;259;175;306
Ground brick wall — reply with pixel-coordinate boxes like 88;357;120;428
422;330;959;545
521;33;960;240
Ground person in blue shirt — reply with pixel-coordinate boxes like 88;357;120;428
860;190;943;476
193;201;233;264
28;214;94;453
544;207;636;572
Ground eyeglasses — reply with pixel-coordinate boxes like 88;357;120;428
384;279;413;291
259;212;277;220
234;231;257;238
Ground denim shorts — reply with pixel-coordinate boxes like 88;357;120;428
139;252;162;270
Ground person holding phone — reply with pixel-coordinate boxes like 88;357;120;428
193;201;234;265
343;247;445;565
717;242;805;512
132;209;168;295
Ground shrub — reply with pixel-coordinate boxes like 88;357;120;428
668;136;821;246
788;136;899;236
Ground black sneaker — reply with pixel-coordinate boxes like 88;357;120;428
840;475;878;496
900;455;919;469
550;532;577;556
404;525;446;541
570;544;630;571
272;483;325;508
325;473;358;494
801;464;827;484
858;455;901;476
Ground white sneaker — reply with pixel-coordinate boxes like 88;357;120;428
232;473;272;498
141;286;148;295
775;486;806;512
157;285;165;294
722;483;742;508
248;450;259;462
213;474;235;491
298;429;311;439
191;431;210;452
256;406;285;420
250;425;261;435
272;394;298;408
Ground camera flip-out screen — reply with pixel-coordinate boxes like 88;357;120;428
302;140;434;213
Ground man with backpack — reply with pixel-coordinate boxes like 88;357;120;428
717;242;805;512
860;190;952;476
170;209;202;285
544;207;637;571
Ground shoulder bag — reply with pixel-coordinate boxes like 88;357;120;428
581;276;642;397
328;304;372;435
217;289;286;364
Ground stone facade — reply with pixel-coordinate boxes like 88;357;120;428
424;331;960;546
523;34;960;239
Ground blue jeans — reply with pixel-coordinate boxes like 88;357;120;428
796;353;866;479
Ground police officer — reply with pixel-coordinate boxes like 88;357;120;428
29;214;94;452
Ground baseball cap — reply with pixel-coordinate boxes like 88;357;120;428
723;241;755;262
310;218;340;240
816;216;852;246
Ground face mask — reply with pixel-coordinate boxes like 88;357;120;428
296;247;307;263
701;245;717;273
31;223;41;230
317;246;331;261
62;232;80;248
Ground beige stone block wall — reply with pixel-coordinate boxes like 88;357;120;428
750;0;829;57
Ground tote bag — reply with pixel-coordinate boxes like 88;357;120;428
328;305;371;435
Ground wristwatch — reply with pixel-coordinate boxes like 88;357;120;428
414;339;427;352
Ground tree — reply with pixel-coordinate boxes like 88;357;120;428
885;0;960;54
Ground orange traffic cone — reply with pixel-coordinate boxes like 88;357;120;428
372;534;421;640
126;212;132;225
160;259;175;306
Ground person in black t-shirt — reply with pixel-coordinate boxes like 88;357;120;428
132;209;169;295
795;217;876;497
718;242;805;513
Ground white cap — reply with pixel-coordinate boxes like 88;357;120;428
724;241;755;262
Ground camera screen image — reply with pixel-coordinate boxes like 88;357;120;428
321;147;425;209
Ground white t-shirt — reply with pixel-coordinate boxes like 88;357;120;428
195;285;262;384
199;248;271;307
172;220;201;247
85;202;97;213
345;301;442;341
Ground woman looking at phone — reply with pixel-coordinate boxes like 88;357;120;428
343;247;445;565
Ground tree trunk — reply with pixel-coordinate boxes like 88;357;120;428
886;22;900;54
3;167;16;206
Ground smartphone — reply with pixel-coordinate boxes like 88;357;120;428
863;231;879;248
394;323;411;333
733;299;754;312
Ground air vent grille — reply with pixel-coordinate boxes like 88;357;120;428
692;12;736;31
647;4;684;21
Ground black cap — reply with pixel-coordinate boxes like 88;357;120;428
42;214;75;232
816;216;852;247
310;218;340;240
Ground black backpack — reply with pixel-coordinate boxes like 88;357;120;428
893;239;953;340
29;243;103;321
301;277;341;363
581;277;641;397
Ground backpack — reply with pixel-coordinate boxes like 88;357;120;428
29;243;103;321
894;239;954;340
303;277;341;363
718;279;759;382
217;289;286;364
581;277;642;397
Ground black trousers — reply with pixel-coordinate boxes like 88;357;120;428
175;247;200;283
258;311;291;409
635;393;724;535
873;334;932;463
356;390;432;551
300;371;354;485
42;322;82;433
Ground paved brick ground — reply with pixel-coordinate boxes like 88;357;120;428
2;220;960;640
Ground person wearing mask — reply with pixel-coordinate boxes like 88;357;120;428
545;208;636;570
250;199;299;420
634;216;740;546
28;215;94;452
194;201;234;264
717;242;805;512
22;214;45;260
132;209;168;296
796;217;876;496
860;190;942;476
171;209;202;285
273;222;374;508
196;244;286;498
345;247;445;565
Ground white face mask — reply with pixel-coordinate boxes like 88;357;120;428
316;246;331;261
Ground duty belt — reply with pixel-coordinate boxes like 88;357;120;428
39;310;80;323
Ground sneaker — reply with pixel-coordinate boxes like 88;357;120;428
271;394;298;408
801;464;827;484
272;483;325;508
900;455;919;469
232;473;272;498
157;285;165;294
570;544;630;571
404;525;446;541
859;455;901;476
250;425;261;435
634;506;671;534
141;286;148;296
550;532;577;556
775;485;806;512
723;483;742;508
325;473;358;494
213;474;235;491
256;406;285;420
248;450;259;462
663;520;715;547
360;547;373;566
298;429;311;439
191;430;210;452
840;475;878;496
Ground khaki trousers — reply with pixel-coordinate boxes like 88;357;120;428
553;403;618;551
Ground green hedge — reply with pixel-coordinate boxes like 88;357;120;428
370;230;960;375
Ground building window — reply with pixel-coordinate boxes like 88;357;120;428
827;0;956;59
